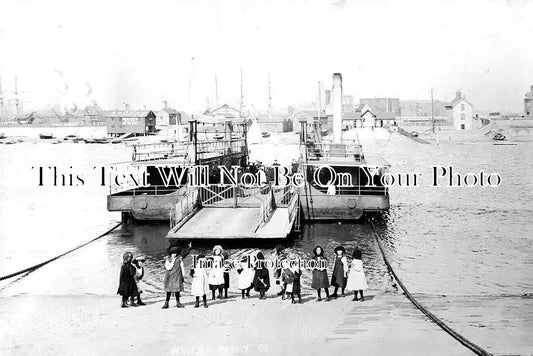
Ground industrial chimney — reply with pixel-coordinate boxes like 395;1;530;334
332;73;343;144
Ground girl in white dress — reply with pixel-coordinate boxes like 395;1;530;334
237;255;255;298
346;248;368;301
190;254;209;308
208;245;225;300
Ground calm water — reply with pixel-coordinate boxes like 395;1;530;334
0;131;532;351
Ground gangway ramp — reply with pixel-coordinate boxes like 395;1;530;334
166;185;299;240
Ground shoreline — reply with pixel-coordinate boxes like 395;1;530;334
0;291;473;356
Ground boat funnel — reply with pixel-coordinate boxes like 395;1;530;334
332;73;343;144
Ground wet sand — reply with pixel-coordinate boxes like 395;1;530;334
0;291;475;356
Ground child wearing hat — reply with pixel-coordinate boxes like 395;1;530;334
252;251;270;300
208;245;225;300
222;250;231;299
282;253;302;304
273;244;287;298
311;245;331;302
117;251;138;308
162;246;186;309
132;256;146;306
237;255;254;299
190;254;209;308
330;246;348;298
346;248;368;301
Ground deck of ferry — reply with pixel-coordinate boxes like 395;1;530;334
166;185;299;240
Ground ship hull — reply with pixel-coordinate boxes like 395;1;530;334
299;186;389;221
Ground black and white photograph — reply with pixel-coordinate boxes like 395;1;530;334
0;0;532;355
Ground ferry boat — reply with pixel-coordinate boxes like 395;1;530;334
298;73;390;220
107;120;249;221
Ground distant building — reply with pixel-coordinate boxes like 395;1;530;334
359;97;401;116
400;100;446;118
208;104;241;120
106;110;157;137
84;106;106;125
324;94;356;115
342;95;354;113
259;114;293;133
27;109;63;125
290;110;327;133
351;104;376;128
375;112;399;128
525;85;533;116
63;110;87;124
157;108;190;127
444;91;474;130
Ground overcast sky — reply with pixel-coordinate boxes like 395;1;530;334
0;0;532;114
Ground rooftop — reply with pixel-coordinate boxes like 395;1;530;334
105;110;155;118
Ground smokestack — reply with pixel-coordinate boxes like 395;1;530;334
332;73;343;144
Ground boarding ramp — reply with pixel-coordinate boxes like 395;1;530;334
166;184;299;239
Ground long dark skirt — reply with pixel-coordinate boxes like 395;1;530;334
253;268;270;292
311;269;329;289
223;272;230;288
331;258;347;288
117;263;138;297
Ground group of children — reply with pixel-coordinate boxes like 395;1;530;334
117;243;368;308
274;244;368;304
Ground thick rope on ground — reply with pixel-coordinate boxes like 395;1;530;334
0;222;123;281
370;222;491;356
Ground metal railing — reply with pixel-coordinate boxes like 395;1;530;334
130;138;246;162
198;184;271;207
132;141;189;161
170;188;199;228
258;188;276;225
109;183;183;196
305;142;364;162
287;189;299;223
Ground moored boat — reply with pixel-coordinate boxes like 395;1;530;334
298;73;390;221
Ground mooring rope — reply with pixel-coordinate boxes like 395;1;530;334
0;222;123;282
370;222;491;356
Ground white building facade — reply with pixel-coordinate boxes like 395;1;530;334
444;91;474;130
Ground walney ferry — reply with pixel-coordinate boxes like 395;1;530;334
298;73;390;220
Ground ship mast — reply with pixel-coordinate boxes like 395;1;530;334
239;67;244;119
0;76;4;120
317;81;322;139
15;76;21;117
267;72;273;118
215;74;219;108
431;88;435;134
188;57;194;113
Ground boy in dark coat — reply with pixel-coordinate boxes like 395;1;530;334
252;252;270;300
117;252;138;308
